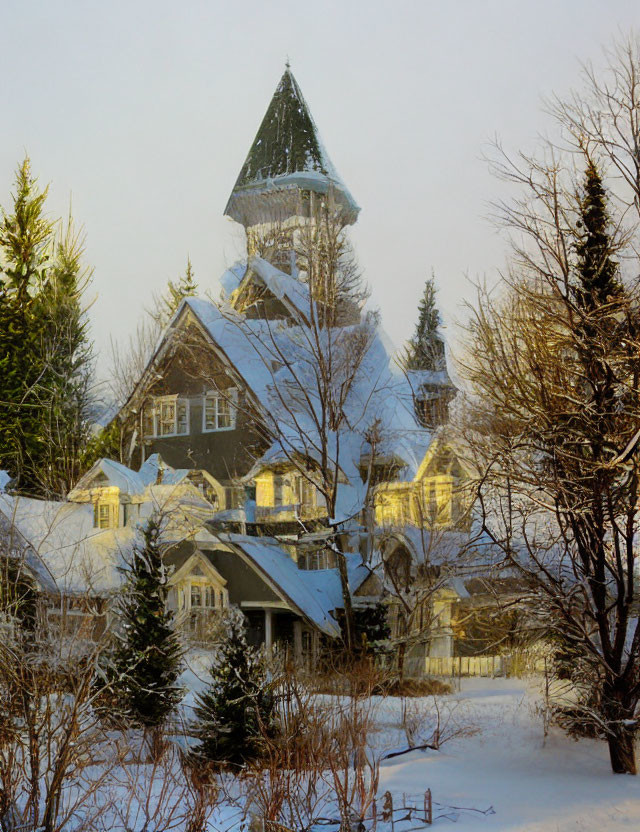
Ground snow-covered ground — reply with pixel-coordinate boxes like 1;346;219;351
178;657;640;830
50;662;637;832
374;677;640;831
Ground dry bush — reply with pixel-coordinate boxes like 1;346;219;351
376;677;452;697
399;694;477;751
307;653;393;698
0;632;122;832
238;664;382;832
97;739;220;832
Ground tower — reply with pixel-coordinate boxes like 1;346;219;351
224;65;359;274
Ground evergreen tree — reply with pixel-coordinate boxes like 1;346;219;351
0;553;38;638
35;220;94;495
107;515;183;728
403;273;445;371
0;159;93;496
80;420;122;471
574;160;622;305
0;159;54;491
192;608;275;768
151;258;198;327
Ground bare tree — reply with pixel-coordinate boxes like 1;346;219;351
108;316;163;410
214;198;391;653
461;92;640;774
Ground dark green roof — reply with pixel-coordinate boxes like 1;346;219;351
225;67;358;225
235;67;329;186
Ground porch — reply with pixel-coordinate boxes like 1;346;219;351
241;603;320;663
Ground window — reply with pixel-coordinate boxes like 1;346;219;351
190;585;202;608
423;478;452;526
273;474;284;506
143;395;189;438
93;502;115;529
203;388;237;432
299;549;332;570
295;475;315;508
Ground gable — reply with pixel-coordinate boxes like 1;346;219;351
167;548;228;589
231;271;293;321
415;438;469;483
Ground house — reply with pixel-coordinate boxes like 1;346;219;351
104;65;479;664
0;454;367;658
0;67;481;669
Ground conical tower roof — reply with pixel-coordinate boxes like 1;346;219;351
225;66;359;226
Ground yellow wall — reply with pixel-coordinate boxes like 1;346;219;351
254;467;326;521
374;441;469;530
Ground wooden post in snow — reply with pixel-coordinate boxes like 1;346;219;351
424;789;432;825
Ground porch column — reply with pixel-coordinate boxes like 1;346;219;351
264;609;273;650
293;620;303;663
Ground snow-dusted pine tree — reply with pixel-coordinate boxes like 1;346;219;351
402;273;445;372
151;258;198;327
192;608;275;768
106;515;183;728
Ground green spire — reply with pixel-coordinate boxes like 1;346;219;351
225;66;359;226
234;67;328;186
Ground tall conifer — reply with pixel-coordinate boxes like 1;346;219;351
108;515;183;728
151;258;198;327
0;159;93;496
403;274;445;371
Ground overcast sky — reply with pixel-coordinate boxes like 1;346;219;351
1;0;639;373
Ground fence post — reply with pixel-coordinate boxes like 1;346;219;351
424;789;432;825
383;791;394;832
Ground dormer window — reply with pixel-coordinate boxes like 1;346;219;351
143;395;190;438
203;389;237;432
93;501;117;529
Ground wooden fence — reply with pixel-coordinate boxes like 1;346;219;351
424;655;503;677
424;653;547;678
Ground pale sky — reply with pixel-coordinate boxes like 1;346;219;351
1;0;639;374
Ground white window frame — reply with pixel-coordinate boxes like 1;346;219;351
94;502;116;530
144;395;190;438
295;474;315;508
202;388;238;433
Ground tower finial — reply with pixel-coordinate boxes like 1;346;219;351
285;55;290;70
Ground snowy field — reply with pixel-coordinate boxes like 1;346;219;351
176;654;640;831
373;677;640;831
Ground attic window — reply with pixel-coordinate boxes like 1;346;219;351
143;395;189;438
94;502;116;530
203;389;238;432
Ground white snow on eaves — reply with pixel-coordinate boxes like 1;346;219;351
219;533;369;637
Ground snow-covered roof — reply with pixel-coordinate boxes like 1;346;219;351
0;494;133;595
177;294;436;522
0;481;216;597
375;526;474;567
138;454;191;487
246;255;311;321
219;533;368;637
68;456;192;501
69;458;146;498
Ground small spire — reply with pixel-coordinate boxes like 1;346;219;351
285;55;290;70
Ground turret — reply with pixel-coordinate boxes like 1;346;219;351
224;65;359;272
